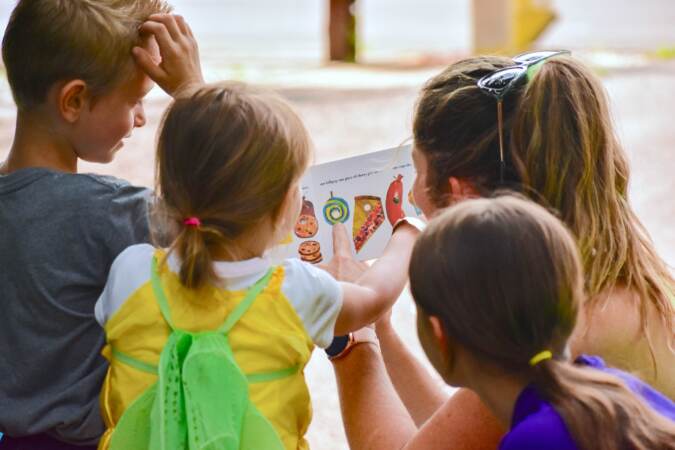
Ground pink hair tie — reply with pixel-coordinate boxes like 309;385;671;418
183;217;202;228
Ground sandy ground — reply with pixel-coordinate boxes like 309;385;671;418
0;1;674;449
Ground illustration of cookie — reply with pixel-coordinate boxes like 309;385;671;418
294;197;319;238
408;189;422;215
352;195;385;252
323;192;350;225
298;240;323;264
386;174;406;226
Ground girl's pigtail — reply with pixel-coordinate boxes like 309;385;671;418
531;359;675;450
172;218;219;290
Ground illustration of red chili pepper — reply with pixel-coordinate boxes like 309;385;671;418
386;174;405;226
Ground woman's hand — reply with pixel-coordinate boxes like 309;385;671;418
133;14;205;98
318;223;369;283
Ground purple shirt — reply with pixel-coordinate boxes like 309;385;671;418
499;355;675;450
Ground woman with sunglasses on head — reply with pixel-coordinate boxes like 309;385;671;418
325;52;675;449
335;195;675;450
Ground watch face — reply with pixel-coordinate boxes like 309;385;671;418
325;334;351;357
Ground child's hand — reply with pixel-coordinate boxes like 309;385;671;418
318;223;369;283
133;14;205;98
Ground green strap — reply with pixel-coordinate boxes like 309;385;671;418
115;260;291;380
246;365;300;384
113;348;299;384
112;348;158;375
151;256;175;330
151;255;274;335
217;268;275;334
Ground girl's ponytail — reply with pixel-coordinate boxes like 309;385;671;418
510;57;674;346
531;359;675;450
510;57;627;292
172;218;218;289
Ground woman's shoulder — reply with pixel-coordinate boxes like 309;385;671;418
570;286;675;398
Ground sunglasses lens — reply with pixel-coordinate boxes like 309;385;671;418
513;51;566;64
479;67;526;91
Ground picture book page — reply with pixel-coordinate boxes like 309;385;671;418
275;145;423;263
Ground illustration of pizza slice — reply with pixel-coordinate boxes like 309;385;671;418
352;195;385;252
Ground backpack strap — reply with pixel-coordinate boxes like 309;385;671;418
151;255;274;334
111;346;298;384
111;347;158;374
217;267;275;335
246;364;300;383
112;261;296;382
151;255;176;330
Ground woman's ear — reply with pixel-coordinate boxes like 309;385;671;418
58;80;89;123
448;177;479;202
428;314;460;382
429;315;449;352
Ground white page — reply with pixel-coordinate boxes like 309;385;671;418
275;145;423;263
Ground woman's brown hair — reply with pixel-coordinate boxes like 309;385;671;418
413;55;674;360
154;82;312;288
410;196;675;450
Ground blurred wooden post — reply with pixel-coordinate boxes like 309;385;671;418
329;0;357;62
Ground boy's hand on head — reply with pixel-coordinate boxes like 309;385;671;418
133;14;205;98
318;223;369;283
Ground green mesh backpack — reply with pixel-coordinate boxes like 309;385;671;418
108;257;287;450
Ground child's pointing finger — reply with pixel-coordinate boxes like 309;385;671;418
332;223;353;259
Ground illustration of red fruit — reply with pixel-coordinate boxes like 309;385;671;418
386;174;405;225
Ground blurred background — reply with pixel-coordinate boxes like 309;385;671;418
0;1;673;448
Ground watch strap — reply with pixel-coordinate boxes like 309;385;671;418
327;327;378;361
392;216;426;234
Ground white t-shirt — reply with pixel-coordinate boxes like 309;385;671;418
95;244;343;348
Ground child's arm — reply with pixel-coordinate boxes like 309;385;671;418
133;14;205;97
333;221;419;336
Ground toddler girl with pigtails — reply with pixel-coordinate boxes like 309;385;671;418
94;82;419;449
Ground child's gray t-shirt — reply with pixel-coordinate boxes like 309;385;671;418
0;168;151;445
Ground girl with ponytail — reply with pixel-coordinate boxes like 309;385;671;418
94;82;419;449
408;196;675;450
331;196;674;450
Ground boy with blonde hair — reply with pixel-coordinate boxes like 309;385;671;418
0;1;201;447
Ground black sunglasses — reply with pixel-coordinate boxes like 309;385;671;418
477;50;571;182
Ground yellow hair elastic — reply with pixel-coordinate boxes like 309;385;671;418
529;350;553;367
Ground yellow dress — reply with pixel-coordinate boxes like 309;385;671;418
96;247;326;450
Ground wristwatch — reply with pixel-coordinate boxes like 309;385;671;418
325;327;378;360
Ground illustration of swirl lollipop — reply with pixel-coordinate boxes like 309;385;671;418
323;192;350;225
